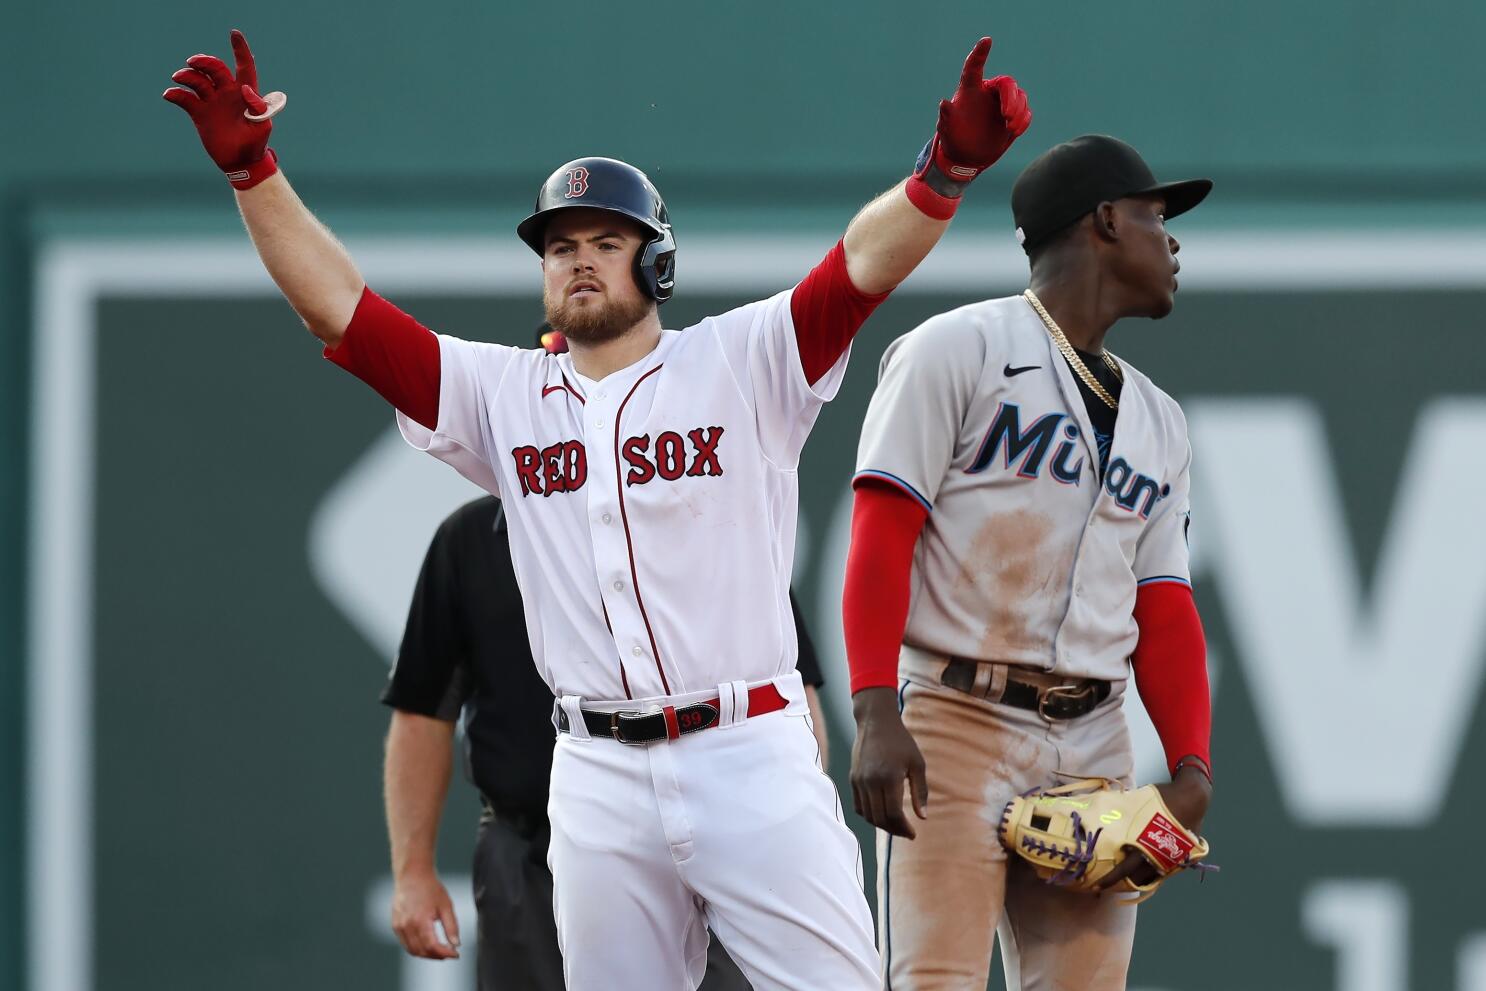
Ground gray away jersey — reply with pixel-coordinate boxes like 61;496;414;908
854;294;1193;681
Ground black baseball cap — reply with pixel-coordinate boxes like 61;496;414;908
1010;135;1212;253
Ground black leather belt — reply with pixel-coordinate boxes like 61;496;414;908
555;683;789;745
940;657;1110;720
557;703;719;744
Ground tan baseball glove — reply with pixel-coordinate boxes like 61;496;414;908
998;777;1212;904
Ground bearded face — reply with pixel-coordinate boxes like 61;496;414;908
542;275;655;345
540;209;658;346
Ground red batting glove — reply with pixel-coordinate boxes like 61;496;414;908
926;37;1031;180
906;37;1031;220
162;29;286;190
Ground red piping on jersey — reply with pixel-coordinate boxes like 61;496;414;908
612;364;671;695
599;599;633;700
542;374;586;404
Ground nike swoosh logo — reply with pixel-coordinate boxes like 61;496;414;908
1004;364;1040;377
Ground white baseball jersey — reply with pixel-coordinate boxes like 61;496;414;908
397;289;847;702
854;294;1193;681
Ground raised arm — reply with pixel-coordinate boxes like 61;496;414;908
163;30;364;347
792;38;1030;384
843;37;1031;294
235;174;365;347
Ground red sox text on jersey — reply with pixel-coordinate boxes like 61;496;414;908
510;426;726;497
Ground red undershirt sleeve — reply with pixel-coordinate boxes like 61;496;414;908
1130;581;1213;777
322;286;442;431
790;240;893;387
843;480;930;694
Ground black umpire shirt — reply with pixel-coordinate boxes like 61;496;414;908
381;495;825;820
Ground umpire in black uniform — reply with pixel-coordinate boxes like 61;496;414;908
380;333;833;990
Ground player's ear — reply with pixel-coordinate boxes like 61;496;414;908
1093;202;1120;243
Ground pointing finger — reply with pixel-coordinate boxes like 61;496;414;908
230;29;258;93
171;67;215;100
958;37;993;88
185;54;234;90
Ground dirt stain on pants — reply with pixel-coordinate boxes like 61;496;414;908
878;654;1138;991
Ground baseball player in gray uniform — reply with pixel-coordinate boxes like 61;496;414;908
842;135;1217;990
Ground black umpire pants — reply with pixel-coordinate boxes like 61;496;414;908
474;810;752;991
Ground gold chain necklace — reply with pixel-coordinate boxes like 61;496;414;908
1022;289;1122;411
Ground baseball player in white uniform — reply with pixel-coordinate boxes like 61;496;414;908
844;135;1217;989
163;30;1031;990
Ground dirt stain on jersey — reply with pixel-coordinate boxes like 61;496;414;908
957;509;1054;656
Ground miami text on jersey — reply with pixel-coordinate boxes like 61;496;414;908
966;402;1170;518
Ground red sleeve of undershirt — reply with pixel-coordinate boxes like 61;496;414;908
322;286;442;431
1130;581;1213;777
790;240;893;386
843;480;930;694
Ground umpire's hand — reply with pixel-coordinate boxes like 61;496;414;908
391;870;461;960
850;687;930;839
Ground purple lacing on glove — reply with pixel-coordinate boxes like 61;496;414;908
1020;811;1103;886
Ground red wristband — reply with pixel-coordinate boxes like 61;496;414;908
226;148;278;191
1174;754;1213;784
905;174;960;220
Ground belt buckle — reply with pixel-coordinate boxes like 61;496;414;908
608;710;646;745
1038;683;1094;721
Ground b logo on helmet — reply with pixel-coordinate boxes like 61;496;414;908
564;167;589;199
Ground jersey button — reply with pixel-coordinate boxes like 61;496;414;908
632;646;643;657
602;513;613;524
613;580;625;591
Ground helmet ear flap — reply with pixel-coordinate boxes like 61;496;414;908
637;227;677;303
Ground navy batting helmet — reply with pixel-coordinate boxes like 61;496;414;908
517;157;677;303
